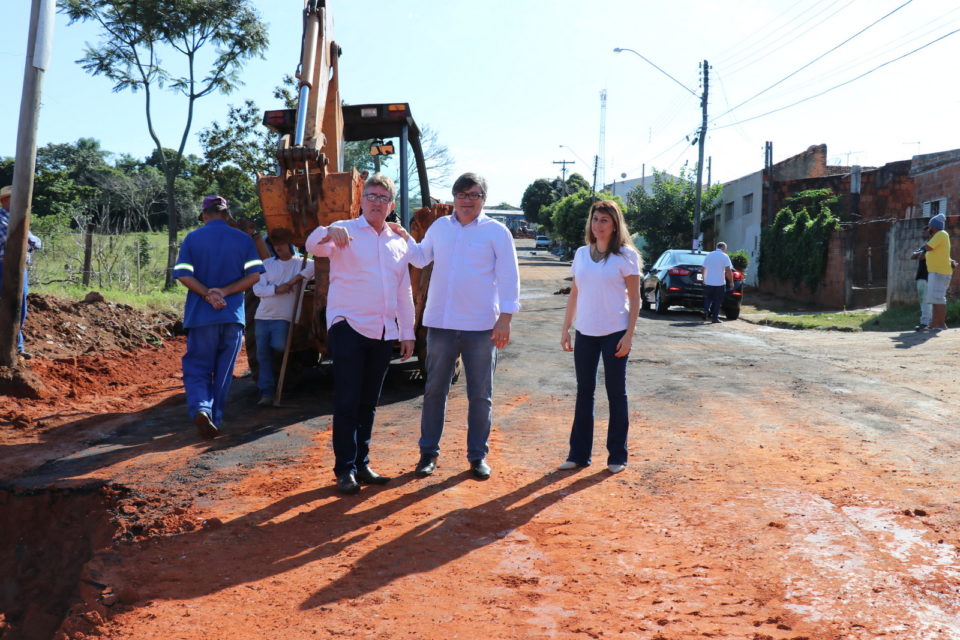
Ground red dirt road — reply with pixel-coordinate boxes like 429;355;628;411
3;241;960;640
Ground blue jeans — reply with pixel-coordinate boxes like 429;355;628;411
704;284;725;321
420;327;497;462
254;319;290;397
182;323;244;427
568;330;629;466
328;320;393;478
0;267;28;352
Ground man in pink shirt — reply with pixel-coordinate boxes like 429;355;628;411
305;174;415;495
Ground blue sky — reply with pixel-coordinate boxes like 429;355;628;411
2;0;959;206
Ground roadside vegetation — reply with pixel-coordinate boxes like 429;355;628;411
749;300;960;332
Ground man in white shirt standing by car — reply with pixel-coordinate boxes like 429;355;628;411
305;174;416;495
701;241;734;324
396;173;520;480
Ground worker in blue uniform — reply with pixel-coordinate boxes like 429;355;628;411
173;195;265;438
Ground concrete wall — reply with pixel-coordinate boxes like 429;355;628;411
887;216;960;306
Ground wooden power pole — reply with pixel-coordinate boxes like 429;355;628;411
0;0;54;366
691;59;709;252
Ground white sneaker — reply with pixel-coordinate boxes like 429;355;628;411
256;395;274;407
607;464;626;474
557;460;580;470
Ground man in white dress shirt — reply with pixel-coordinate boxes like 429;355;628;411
251;228;315;406
305;174;415;495
399;173;520;480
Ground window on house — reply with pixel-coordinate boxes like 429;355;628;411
742;193;753;215
725;201;734;221
922;197;947;217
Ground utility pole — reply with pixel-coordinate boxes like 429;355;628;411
1;0;53;367
691;59;709;252
553;159;573;193
591;155;599;195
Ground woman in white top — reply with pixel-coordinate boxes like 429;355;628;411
559;200;641;473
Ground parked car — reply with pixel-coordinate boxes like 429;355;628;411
535;235;551;249
641;249;744;319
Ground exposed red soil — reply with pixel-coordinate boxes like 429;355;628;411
0;293;191;450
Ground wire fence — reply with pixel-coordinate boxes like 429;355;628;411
28;228;183;294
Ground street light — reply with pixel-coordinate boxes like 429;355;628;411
614;47;709;251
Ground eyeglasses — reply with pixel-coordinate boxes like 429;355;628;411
363;193;392;204
454;192;485;201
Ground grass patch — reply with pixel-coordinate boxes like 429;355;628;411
34;282;185;315
757;300;960;332
758;312;874;332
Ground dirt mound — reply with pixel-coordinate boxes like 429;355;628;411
0;293;191;444
22;292;181;360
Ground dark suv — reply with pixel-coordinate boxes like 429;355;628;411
641;249;744;319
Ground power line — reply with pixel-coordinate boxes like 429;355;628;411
754;9;960;103
712;0;914;124
716;0;829;68
724;0;858;79
714;25;960;129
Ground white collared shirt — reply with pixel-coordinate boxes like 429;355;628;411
252;255;316;321
405;212;520;331
305;216;415;341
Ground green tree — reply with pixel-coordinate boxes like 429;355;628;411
0;157;13;187
62;0;269;288
759;193;839;291
542;189;624;253
198;99;275;185
627;167;721;262
567;172;591;194
520;178;559;224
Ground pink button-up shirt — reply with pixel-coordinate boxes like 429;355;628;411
305;216;415;341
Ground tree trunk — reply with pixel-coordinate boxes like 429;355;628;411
163;170;178;290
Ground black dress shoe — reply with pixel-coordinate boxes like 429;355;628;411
337;472;360;495
194;411;219;439
356;465;390;485
415;454;438;477
470;458;491;480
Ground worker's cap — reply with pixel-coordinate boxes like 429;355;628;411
201;194;229;213
0;186;11;199
268;227;294;245
929;213;946;231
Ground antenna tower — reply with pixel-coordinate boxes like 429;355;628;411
598;89;607;191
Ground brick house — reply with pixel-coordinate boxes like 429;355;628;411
756;147;914;308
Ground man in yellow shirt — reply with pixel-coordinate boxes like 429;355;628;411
922;213;952;331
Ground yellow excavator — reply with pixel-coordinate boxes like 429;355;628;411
255;1;451;397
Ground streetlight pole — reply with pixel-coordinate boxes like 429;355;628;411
614;48;709;251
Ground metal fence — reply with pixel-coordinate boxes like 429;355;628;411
28;229;179;294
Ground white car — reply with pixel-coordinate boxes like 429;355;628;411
535;235;550;249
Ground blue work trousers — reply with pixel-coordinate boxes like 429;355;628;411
703;284;726;321
328;321;393;478
182;323;244;427
254;319;290;397
567;330;629;467
419;327;497;462
0;267;28;352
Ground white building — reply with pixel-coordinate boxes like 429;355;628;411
713;171;763;286
602;174;674;201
